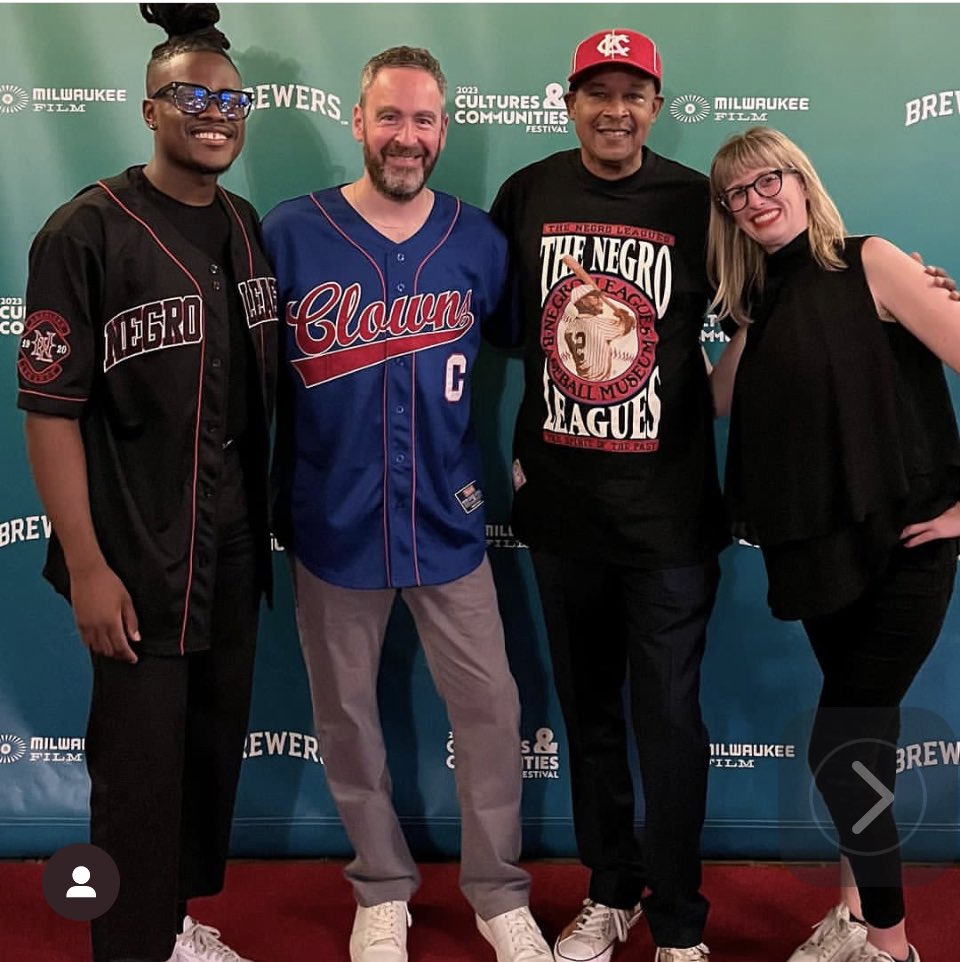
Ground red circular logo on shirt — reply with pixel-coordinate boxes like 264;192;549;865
541;274;658;404
18;310;72;385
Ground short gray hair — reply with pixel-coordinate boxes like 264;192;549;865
359;46;447;106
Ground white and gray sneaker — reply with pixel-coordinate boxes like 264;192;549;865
349;900;412;962
847;944;919;962
655;944;710;962
173;916;256;961
787;905;868;962
477;905;553;961
554;899;643;962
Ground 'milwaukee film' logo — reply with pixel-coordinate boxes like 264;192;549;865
669;92;810;124
485;524;526;549
538;222;671;452
29;736;85;763
453;82;569;134
0;734;28;764
0;735;86;764
0;85;28;113
710;742;797;770
0;83;128;114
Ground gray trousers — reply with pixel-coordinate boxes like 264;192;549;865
292;555;530;920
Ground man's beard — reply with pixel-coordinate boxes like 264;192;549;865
364;142;437;201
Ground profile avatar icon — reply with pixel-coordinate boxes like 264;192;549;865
43;842;119;920
66;865;97;898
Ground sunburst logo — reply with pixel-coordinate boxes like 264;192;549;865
670;94;711;124
0;734;27;764
0;85;29;114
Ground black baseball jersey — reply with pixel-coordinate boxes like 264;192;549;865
17;167;279;655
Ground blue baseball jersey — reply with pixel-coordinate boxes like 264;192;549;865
263;186;508;589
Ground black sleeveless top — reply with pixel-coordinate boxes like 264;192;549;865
726;233;960;619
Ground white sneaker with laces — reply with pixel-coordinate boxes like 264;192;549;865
846;944;919;962
787;905;868;962
477;905;553;962
173;915;255;962
349;900;411;962
654;944;710;962
554;899;643;962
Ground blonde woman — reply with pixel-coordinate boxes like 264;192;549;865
707;127;960;962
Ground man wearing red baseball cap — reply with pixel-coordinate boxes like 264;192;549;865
568;27;663;90
490;27;723;962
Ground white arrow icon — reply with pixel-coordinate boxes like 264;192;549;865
850;761;895;834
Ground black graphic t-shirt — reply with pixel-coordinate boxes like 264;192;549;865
491;148;727;567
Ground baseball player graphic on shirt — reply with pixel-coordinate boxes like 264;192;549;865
558;283;638;381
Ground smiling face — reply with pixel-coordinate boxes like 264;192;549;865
565;69;663;180
143;50;246;179
353;65;448;202
725;165;808;253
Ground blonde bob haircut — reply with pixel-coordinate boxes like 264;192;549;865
707;127;847;327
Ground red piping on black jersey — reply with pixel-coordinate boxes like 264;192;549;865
97;179;205;656
218;187;267;412
19;389;86;403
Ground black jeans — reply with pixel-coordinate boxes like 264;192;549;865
803;537;957;930
532;550;719;949
88;449;260;962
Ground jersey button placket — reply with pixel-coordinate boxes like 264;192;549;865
191;295;229;643
385;251;414;583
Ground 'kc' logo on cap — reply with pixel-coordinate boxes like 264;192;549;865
568;28;663;92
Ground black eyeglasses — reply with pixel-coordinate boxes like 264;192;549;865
150;82;253;121
717;167;800;213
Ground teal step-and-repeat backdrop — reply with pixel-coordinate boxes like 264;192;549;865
1;4;958;862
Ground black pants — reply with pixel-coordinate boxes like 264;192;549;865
803;538;957;930
532;550;719;949
88;451;260;962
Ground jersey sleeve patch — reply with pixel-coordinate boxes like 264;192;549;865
17;310;72;385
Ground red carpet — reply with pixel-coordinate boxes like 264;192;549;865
6;860;957;961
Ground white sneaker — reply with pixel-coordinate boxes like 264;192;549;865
349;901;411;962
477;906;553;962
554;899;643;962
787;905;868;962
655;945;710;962
847;944;920;962
174;916;255;961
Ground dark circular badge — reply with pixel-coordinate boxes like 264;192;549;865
42;843;120;921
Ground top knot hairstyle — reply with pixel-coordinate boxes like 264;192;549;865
140;4;235;86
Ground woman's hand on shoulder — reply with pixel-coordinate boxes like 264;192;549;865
910;250;960;300
863;236;960;372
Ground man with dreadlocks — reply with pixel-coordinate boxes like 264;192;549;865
17;5;276;961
